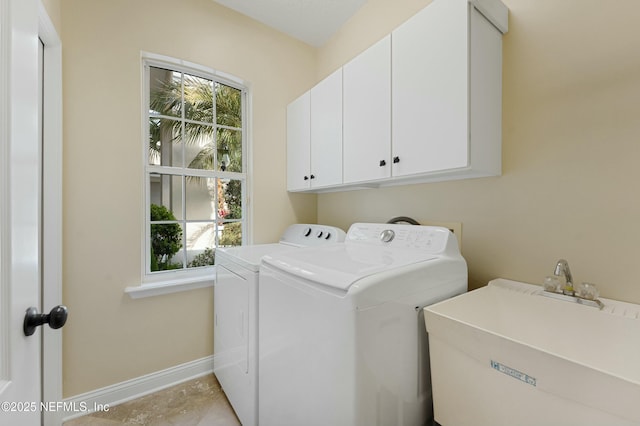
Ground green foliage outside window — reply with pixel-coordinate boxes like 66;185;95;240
188;247;216;268
147;65;245;273
219;222;242;247
149;76;242;173
150;204;183;271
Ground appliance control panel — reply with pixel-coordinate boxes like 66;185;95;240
346;223;454;253
280;224;347;246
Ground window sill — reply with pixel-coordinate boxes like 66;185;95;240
125;275;214;299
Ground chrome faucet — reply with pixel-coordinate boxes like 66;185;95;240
553;259;574;295
542;259;604;309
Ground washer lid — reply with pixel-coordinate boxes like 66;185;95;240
217;243;295;272
262;244;437;291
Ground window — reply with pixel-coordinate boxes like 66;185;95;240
143;55;247;280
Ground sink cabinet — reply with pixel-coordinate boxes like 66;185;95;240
287;0;508;192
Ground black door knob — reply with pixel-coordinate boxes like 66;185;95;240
303;175;309;180
310;174;315;179
23;305;68;336
393;156;400;164
379;160;386;167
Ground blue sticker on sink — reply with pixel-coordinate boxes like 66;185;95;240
490;360;536;387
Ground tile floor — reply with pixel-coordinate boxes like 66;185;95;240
63;374;240;426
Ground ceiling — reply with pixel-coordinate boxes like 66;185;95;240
213;0;367;47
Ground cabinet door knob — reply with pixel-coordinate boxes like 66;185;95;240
379;160;386;167
393;156;400;164
303;175;309;180
310;174;315;179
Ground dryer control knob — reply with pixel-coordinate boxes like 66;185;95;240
379;229;395;243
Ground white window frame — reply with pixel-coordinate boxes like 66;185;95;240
127;52;251;298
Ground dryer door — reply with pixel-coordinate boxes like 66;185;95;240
214;264;249;375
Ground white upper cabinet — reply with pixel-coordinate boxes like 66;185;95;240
286;0;508;192
392;0;469;177
286;91;311;191
392;0;504;181
343;35;391;184
287;69;343;191
310;68;343;188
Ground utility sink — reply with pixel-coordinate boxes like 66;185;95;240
424;278;640;426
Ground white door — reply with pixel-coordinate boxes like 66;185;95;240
0;0;43;424
1;1;64;425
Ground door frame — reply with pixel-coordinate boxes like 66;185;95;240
0;0;49;424
38;2;63;425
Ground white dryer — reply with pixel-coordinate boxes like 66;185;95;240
214;224;346;426
258;223;467;426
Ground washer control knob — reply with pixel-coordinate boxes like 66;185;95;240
304;227;312;237
379;229;395;243
316;231;324;238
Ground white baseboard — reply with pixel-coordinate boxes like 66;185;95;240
62;355;214;422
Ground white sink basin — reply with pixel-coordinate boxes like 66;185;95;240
424;278;640;426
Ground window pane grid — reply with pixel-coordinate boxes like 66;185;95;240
149;113;183;121
147;168;247;178
146;60;246;275
217;124;242;132
177;117;223;128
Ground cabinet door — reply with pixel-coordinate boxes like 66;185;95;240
343;35;391;184
392;0;469;177
286;91;311;191
310;69;343;188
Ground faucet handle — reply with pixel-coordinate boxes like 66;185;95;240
577;282;599;300
543;276;560;292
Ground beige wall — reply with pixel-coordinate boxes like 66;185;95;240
41;0;62;33
60;0;316;396
317;0;432;79
317;0;640;304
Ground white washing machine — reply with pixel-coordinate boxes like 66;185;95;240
214;224;346;426
258;223;467;426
